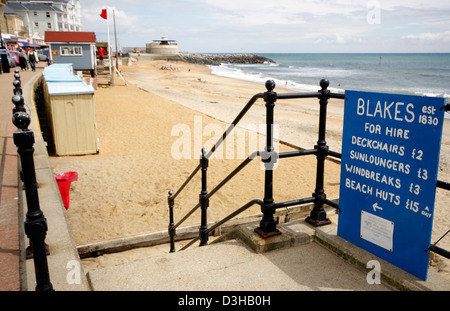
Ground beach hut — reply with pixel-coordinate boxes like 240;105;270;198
42;65;98;156
45;31;97;72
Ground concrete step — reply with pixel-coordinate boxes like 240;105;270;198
88;240;379;291
96;77;111;86
86;221;449;291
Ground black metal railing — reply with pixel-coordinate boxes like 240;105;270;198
167;79;345;252
180;199;264;251
11;70;53;291
168;150;262;252
168;79;450;259
426;229;450;259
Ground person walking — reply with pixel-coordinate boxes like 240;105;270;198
26;48;30;70
19;48;27;71
27;48;39;72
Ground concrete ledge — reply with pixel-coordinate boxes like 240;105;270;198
238;226;292;253
22;73;89;291
314;223;450;291
215;222;315;253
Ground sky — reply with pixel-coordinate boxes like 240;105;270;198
79;0;450;53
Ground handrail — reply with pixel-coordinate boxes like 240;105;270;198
168;79;345;253
170;88;344;203
170;93;264;203
426;229;450;260
173;202;201;231
173;164;201;199
179;199;264;251
205;151;260;201
173;151;260;230
205;94;264;159
167;91;267;253
277;91;346;100
437;180;450;190
428;244;450;259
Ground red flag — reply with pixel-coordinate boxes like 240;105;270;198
100;9;107;20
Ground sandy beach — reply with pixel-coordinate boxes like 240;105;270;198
48;55;450;278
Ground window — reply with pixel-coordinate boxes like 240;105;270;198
60;46;83;56
47;23;52;29
46;12;50;18
33;12;37;16
34;22;39;28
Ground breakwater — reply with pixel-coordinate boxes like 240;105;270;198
179;53;275;65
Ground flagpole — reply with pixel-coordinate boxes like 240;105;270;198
106;9;112;76
113;9;119;70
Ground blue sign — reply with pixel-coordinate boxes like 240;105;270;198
338;90;445;280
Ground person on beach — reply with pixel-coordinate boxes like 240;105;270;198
99;47;105;66
19;48;27;71
27;48;39;72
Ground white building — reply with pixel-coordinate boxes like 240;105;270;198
7;0;82;41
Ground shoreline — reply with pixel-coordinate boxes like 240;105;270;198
123;55;347;152
203;53;450;100
49;57;450;278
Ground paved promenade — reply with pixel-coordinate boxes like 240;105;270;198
0;64;45;290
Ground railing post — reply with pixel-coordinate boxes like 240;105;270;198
199;148;209;246
13;80;22;96
168;190;176;253
13;69;22;96
12;110;53;291
12;94;26;114
306;79;332;226
255;80;281;238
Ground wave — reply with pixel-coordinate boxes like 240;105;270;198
209;63;450;100
209;63;343;93
209;62;450;120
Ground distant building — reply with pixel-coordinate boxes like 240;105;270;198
1;3;27;38
7;0;82;39
146;35;178;55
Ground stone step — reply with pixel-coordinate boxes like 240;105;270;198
85;221;450;291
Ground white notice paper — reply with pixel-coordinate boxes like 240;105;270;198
360;211;394;252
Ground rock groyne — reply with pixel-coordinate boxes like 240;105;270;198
179;53;275;65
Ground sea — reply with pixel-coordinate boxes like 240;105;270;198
209;53;450;100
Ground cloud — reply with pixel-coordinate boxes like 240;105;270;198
80;3;156;43
201;0;368;26
78;0;450;52
402;30;450;42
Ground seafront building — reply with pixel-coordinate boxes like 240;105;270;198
1;0;82;47
146;35;179;55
